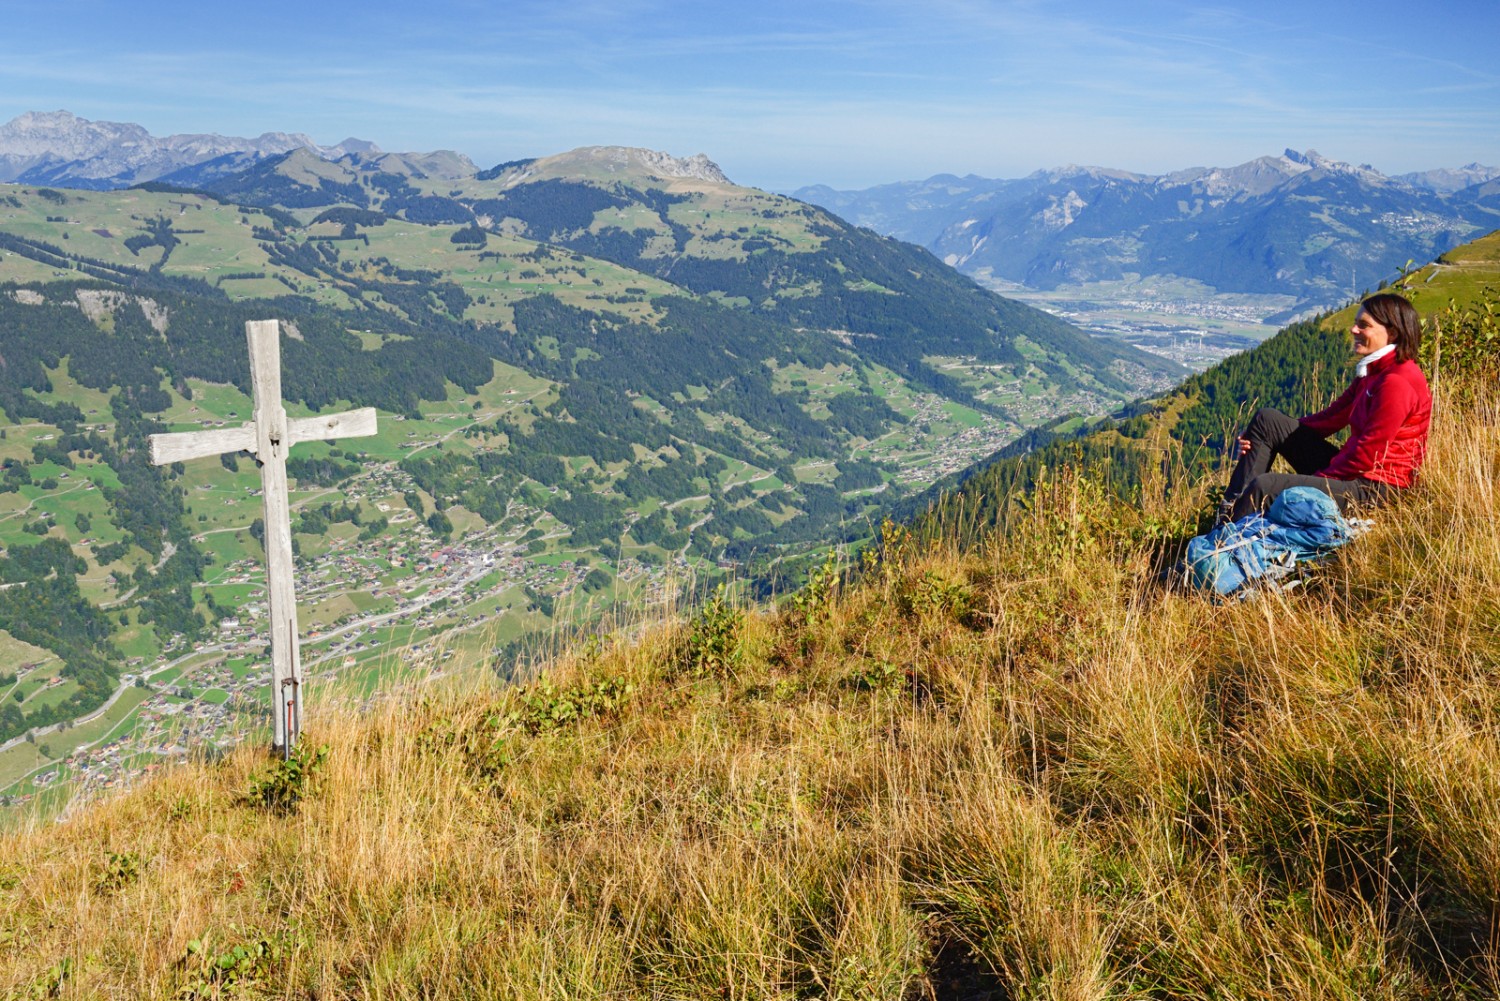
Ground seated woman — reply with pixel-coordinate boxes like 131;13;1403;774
1218;293;1432;526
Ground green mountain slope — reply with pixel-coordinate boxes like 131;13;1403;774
0;160;1178;799
182;145;1180;398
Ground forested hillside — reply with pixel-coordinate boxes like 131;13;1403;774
177;146;1178;397
0;157;1178;777
0;282;496;745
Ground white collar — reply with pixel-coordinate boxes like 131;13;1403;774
1355;344;1396;378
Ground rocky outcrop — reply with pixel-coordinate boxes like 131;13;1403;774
75;290;170;333
634;149;730;184
538;146;732;185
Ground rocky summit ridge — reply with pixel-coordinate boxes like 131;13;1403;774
523;145;732;185
0;110;725;193
0;110;381;188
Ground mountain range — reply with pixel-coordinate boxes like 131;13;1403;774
794;149;1500;314
3;112;1499;996
1;111;1495;847
11;110;1499;320
0;110;397;189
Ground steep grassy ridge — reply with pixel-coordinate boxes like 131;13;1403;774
0;347;1495;997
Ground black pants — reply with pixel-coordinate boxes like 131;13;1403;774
1223;407;1394;522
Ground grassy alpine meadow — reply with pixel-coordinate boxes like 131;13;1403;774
0;365;1496;998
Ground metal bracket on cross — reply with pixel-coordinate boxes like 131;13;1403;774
148;320;377;755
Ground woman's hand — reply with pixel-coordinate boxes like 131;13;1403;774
1235;436;1252;457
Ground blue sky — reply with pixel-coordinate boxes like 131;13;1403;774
2;0;1496;190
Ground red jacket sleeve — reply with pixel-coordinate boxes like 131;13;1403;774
1316;376;1419;480
1298;380;1361;435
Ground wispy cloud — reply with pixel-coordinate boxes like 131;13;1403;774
1;0;1496;187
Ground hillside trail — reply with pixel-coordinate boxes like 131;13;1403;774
0;480;89;525
99;541;175;608
399;385;552;461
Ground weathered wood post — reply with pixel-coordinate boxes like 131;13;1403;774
149;320;377;754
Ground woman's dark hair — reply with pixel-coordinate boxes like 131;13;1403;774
1360;293;1423;363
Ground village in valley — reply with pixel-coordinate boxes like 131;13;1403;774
0;430;706;817
0;345;678;818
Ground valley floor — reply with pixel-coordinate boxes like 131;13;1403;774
979;274;1301;371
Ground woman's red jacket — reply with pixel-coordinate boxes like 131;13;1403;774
1298;352;1432;488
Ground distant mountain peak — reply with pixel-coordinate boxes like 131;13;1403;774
1027;163;1145;184
1282;148;1388;183
7;109;95;133
794;148;1499;311
1395;161;1500;193
335;137;382;156
0;109;149;159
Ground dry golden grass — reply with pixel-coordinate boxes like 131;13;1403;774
1;381;1497;999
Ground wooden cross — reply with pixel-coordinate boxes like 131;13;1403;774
148;320;376;754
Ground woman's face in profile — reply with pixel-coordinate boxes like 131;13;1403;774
1350;310;1393;357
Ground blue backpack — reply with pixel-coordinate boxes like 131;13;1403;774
1184;487;1354;596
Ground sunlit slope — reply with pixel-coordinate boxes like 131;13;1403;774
0;303;1495;998
0;184;679;326
180;144;1183;397
1320;226;1500;328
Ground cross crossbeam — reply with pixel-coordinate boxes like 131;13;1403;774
148;320;377;753
149;410;377;464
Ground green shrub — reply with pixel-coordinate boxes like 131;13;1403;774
243;742;328;814
684;584;744;678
